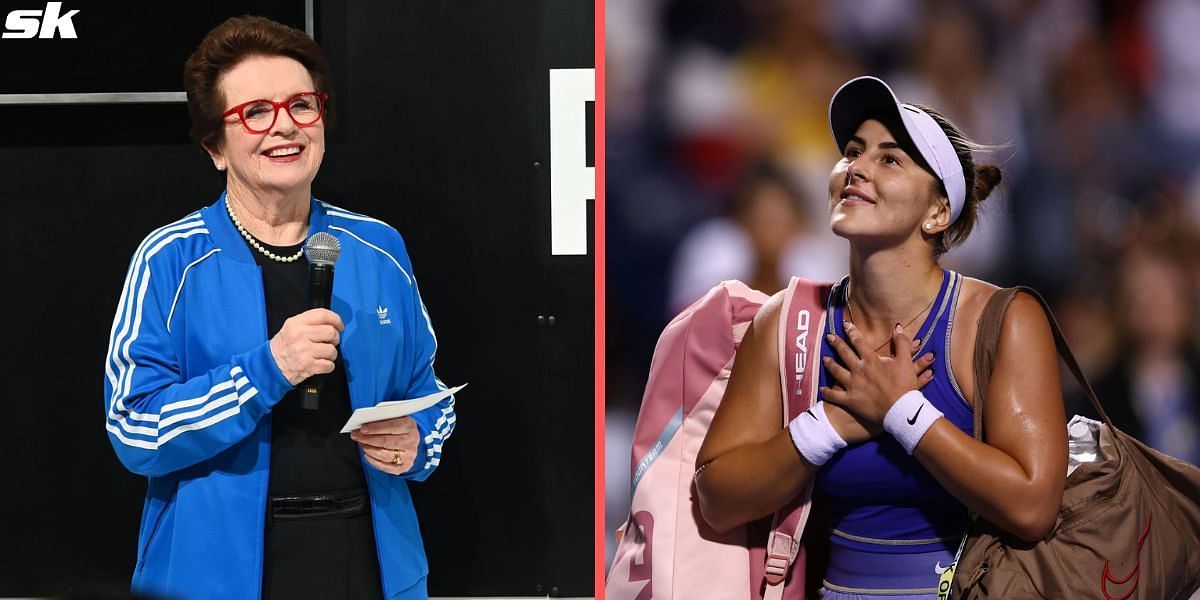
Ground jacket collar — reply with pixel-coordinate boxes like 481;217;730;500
202;190;331;264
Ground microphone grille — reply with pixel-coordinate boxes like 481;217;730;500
305;232;341;266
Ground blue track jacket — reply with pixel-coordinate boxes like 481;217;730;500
102;193;456;599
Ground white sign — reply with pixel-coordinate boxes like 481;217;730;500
549;68;595;256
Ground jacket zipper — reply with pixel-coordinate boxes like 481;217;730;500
253;263;271;600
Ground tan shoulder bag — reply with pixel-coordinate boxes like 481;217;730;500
952;287;1200;599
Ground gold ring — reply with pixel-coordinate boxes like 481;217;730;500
392;449;403;466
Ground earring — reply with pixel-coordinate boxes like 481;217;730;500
217;164;226;172
923;223;932;230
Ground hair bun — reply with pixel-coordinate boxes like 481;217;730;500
973;164;1002;203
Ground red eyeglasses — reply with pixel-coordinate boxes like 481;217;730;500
222;92;329;134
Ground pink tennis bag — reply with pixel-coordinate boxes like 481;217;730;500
607;278;832;600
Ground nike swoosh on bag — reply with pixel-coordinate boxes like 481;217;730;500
1101;512;1153;599
907;404;924;425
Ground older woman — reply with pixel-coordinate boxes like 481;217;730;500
102;16;454;600
695;76;1067;598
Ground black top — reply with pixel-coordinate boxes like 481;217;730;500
241;231;367;496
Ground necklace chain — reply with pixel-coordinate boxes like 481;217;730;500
225;193;305;263
844;281;939;354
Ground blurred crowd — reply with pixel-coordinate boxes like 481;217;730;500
605;0;1200;565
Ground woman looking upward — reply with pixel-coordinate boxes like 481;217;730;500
695;76;1067;599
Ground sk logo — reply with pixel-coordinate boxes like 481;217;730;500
376;305;391;325
1101;511;1152;600
2;2;79;39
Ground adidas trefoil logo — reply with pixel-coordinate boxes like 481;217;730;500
377;305;391;325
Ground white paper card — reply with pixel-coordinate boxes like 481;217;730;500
340;384;466;433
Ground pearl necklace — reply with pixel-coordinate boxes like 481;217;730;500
225;194;305;263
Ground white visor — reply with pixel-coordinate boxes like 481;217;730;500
828;76;966;224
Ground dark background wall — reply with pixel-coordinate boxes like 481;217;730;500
0;1;594;596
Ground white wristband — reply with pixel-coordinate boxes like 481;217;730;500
788;401;848;466
883;390;944;454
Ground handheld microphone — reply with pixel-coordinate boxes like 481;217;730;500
301;232;341;410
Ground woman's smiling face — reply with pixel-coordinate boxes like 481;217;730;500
206;55;326;197
828;119;947;248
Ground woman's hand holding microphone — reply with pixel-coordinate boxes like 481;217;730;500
269;308;344;385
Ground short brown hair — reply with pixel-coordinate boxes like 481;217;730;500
183;15;334;150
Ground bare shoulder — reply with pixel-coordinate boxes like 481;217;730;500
948;276;1000;405
752;289;787;335
743;289;787;365
959;276;1047;321
1000;290;1054;346
953;278;1052;347
955;276;1000;326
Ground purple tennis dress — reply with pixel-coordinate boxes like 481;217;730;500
816;270;971;599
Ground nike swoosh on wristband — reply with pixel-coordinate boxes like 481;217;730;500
806;409;818;421
907;404;924;425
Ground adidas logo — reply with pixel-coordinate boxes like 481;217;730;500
377;305;391;325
